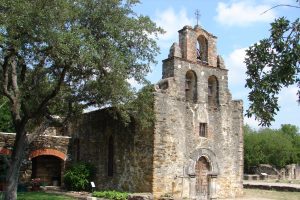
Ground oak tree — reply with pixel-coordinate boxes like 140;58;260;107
0;0;163;199
245;2;300;126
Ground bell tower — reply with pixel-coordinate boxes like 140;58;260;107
153;24;243;199
178;25;219;67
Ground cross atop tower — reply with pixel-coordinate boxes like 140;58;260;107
195;9;201;26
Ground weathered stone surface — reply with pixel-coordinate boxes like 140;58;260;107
168;43;182;58
128;193;153;200
68;108;154;193
152;25;243;199
0;128;70;186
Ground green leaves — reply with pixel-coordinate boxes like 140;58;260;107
245;17;300;126
0;0;163;130
244;124;300;171
0;96;14;132
64;162;95;191
92;190;129;200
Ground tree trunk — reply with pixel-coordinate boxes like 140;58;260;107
4;130;27;200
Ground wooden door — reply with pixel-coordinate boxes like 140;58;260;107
195;157;210;199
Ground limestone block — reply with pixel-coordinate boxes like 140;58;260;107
128;193;153;200
168;43;182;58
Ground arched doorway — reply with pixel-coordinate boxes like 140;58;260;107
195;157;210;199
31;155;63;186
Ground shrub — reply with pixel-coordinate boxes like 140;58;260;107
92;190;129;200
64;162;94;191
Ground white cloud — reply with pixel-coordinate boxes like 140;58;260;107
215;1;276;26
278;85;299;105
225;47;247;86
127;78;142;90
262;0;294;5
244;116;260;130
154;8;193;45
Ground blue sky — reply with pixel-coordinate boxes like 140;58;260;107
132;0;300;129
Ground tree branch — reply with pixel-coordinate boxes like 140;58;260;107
31;65;68;118
1;54;14;102
261;4;300;15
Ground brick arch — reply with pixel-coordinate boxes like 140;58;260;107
29;149;67;161
0;147;12;155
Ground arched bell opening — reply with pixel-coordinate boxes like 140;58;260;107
185;70;197;103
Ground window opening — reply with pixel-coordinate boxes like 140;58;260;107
199;123;207;137
108;136;114;177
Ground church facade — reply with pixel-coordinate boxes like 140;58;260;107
151;25;244;199
0;25;243;199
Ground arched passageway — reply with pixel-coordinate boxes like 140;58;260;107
31;155;63;186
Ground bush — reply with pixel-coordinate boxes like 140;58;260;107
64;163;94;191
92;190;129;200
244;124;300;173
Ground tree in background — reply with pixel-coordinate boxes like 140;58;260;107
244;124;300;173
0;0;163;199
0;96;14;132
245;1;300;126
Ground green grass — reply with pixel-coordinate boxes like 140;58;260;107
16;192;76;200
243;189;300;200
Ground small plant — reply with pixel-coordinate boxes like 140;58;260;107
31;178;41;187
64;162;95;191
92;190;129;200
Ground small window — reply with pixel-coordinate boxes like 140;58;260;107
74;138;80;162
199;123;207;137
108;136;114;177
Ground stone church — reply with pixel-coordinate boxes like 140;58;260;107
0;25;243;199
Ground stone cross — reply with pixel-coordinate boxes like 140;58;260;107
195;9;201;26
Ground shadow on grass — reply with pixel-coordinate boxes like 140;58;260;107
3;192;77;200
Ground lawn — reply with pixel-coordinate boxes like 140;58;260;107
242;189;300;200
0;192;77;200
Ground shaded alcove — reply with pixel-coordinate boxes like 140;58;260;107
208;75;219;107
32;155;63;186
185;70;197;103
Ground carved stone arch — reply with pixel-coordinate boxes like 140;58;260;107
185;70;197;103
197;35;208;63
187;148;219;175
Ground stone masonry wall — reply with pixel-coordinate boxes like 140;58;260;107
153;25;243;199
0;129;70;185
69;109;154;193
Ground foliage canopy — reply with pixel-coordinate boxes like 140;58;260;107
244;124;300;172
0;0;163;199
245;11;300;127
0;0;163;131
